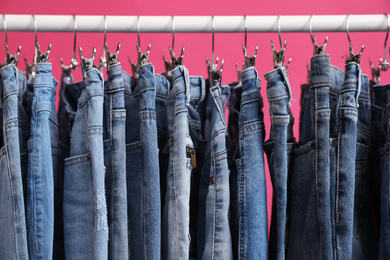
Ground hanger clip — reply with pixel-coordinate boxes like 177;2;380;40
235;61;244;82
271;39;287;69
243;44;258;68
35;42;52;64
162;53;172;75
370;57;382;84
206;57;224;86
105;42;120;72
347;43;365;64
170;46;184;69
137;42;151;67
24;55;36;80
312;35;328;55
5;43;21;66
79;46;96;78
128;56;139;79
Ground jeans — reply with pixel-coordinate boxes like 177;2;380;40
379;89;390;259
25;63;58;259
125;63;161;260
352;74;379;259
54;74;82;260
0;64;29;260
334;62;360;260
103;63;128;259
187;75;206;260
264;66;295;260
63;68;108;259
198;82;232;260
299;83;310;141
288;54;335;260
162;65;194;260
234;67;267;259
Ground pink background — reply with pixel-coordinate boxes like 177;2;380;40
2;0;390;227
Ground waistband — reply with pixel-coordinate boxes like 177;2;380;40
77;68;104;107
264;66;291;107
1;64;26;99
189;75;206;109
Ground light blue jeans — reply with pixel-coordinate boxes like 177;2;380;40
63;68;108;259
0;64;29;260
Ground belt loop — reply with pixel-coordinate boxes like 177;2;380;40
356;64;362;108
279;67;292;108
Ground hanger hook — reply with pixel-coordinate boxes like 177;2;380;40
137;15;141;48
33;14;37;59
278;14;282;49
73;14;77;62
103;15;107;60
382;13;390;71
346;14;352;46
172;15;175;52
309;14;315;41
212;15;215;65
244;15;247;49
3;14;7;47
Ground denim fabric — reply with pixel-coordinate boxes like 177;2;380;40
54;74;82;260
352;74;379;259
233;67;267;259
198;82;232;260
162;65;194;260
379;90;390;259
333;62;360;260
63;68;108;259
25;63;58;259
103;63;128;259
264;66;295;260
299;83;310;141
125;63;161;260
0;64;29;260
288;54;334;260
188;75;206;260
227;82;241;260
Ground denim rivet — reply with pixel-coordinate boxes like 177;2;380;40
210;177;215;185
87;155;91;161
331;139;338;147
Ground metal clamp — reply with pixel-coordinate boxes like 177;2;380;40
79;46;96;78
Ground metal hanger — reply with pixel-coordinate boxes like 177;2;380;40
271;15;287;69
242;15;258;69
103;16;121;72
4;14;22;66
346;14;365;64
79;46;96;78
24;55;35;80
162;16;173;73
169;16;185;69
95;15;107;73
206;15;224;86
310;14;328;55
34;15;52;64
381;14;389;71
136;16;152;66
127;56;138;79
60;15;78;78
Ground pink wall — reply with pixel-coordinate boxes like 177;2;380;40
2;0;390;228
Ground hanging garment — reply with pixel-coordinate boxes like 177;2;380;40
264;66;296;260
0;64;29;260
125;63;163;260
288;54;336;260
162;65;194;260
103;63;128;259
352;74;379;259
197;81;232;260
25;63;58;259
379;89;390;259
63;67;108;259
235;67;268;259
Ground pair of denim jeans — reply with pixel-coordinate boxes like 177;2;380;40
103;63;129;259
23;63;59;259
125;63;163;259
197;80;232;260
264;66;296;260
162;65;194;260
288;54;360;260
63;67;108;259
0;64;29;259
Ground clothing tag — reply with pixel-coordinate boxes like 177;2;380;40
186;146;197;168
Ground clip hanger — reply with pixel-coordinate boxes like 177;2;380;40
137;42;151;66
105;42;120;72
346;14;365;64
79;46;96;78
24;55;36;80
128;56;139;79
170;46;184;69
3;15;21;66
162;53;172;74
370;58;382;84
35;42;52;64
206;56;224;86
271;39;287;69
243;44;258;68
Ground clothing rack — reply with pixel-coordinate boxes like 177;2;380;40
0;14;388;33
